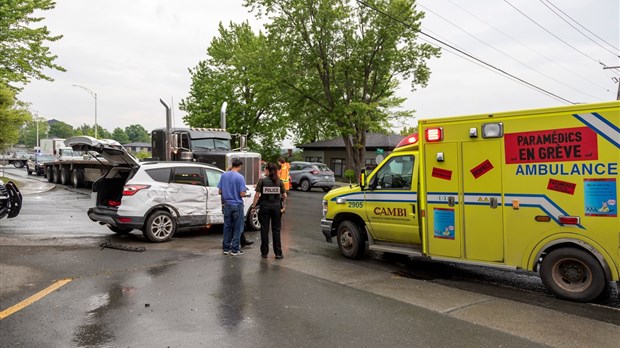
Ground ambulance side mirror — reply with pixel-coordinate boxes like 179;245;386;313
359;171;366;190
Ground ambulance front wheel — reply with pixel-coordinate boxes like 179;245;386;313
337;220;366;259
540;247;607;302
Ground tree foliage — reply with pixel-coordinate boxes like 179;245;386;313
0;0;65;87
0;83;30;150
111;127;129;144
19;117;49;147
180;21;287;150
124;124;150;143
399;125;417;136
245;0;439;176
48;120;73;138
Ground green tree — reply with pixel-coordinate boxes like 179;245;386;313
73;124;110;139
0;0;65;87
125;124;150;143
111;127;129;144
180;21;287;150
0;83;30;151
74;124;93;137
399;125;417;136
245;0;439;177
48;121;73;138
18;116;49;147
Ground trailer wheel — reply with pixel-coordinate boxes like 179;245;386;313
337;220;366;259
46;168;54;182
13;161;24;168
52;167;61;184
60;167;71;185
540;247;607;302
143;211;176;243
71;168;85;188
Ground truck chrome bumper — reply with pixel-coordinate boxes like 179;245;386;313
321;219;333;243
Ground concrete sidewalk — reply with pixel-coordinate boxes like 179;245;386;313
1;168;55;195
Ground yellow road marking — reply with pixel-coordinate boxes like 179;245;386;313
0;278;73;320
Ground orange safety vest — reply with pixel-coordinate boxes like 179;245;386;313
278;162;290;190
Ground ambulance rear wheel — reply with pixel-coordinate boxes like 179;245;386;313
337;220;366;259
540;247;606;302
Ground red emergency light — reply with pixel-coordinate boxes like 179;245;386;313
425;127;443;142
396;133;419;148
559;216;580;225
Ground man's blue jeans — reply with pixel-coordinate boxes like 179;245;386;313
223;203;245;253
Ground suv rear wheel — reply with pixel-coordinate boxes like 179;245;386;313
246;206;260;230
300;179;311;192
143;211;176;242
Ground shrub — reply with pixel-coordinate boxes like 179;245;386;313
344;169;356;183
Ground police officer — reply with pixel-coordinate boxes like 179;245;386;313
250;162;287;259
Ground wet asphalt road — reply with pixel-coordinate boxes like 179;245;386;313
1;166;619;347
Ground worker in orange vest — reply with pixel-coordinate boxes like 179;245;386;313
277;157;290;191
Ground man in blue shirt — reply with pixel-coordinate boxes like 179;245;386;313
217;159;247;255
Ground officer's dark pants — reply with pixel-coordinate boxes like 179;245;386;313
259;204;282;256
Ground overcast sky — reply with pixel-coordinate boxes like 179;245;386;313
18;0;619;144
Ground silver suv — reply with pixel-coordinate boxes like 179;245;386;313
67;136;260;242
290;161;335;192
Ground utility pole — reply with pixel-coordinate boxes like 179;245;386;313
602;66;620;100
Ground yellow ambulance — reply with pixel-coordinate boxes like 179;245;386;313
321;101;619;302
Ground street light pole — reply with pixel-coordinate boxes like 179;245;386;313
73;84;98;138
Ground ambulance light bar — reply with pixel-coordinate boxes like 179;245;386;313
396;133;419;148
425;127;443;142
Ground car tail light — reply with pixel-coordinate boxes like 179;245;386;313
118;217;132;223
108;200;121;207
425;127;443;142
310;169;319;174
123;184;151;196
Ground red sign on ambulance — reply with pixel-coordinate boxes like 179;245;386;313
504;127;598;164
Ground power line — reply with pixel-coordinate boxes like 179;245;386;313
543;0;619;53
503;0;604;66
538;0;619;57
355;0;575;104
418;3;603;101
416;30;571;103
442;0;611;92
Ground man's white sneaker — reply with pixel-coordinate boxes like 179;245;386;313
231;250;244;256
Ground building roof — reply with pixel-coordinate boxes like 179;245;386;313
297;133;405;149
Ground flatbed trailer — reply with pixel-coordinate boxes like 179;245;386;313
44;158;111;188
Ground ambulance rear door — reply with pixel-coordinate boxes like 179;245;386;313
462;138;504;262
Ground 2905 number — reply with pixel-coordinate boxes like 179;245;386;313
347;201;363;208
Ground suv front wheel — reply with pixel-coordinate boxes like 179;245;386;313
143;211;176;242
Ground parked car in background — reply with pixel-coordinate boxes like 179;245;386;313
26;154;56;176
290;161;335;192
68;137;260;242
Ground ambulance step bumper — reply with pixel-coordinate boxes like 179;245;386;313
321;219;333;243
369;244;424;257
